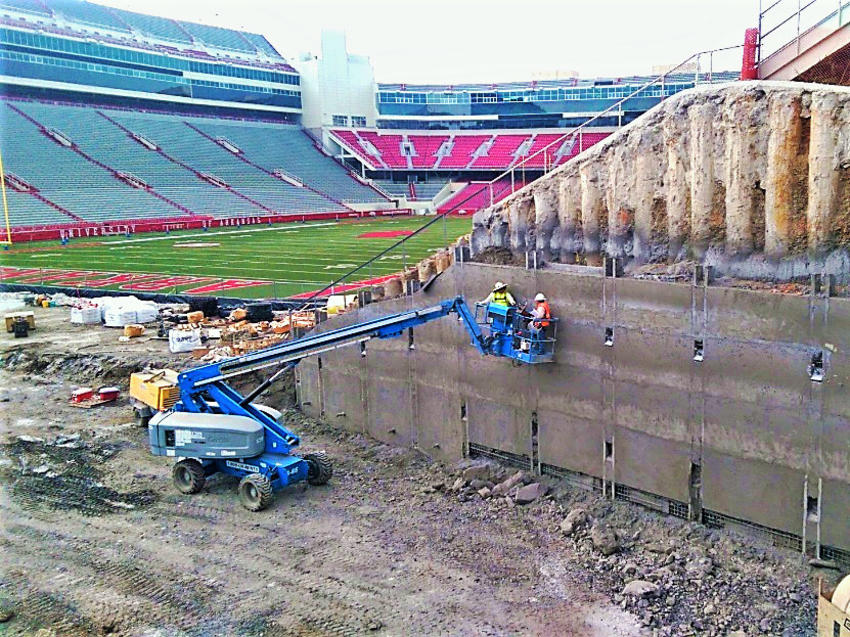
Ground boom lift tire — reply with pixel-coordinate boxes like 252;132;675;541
304;451;333;486
238;473;273;511
172;459;205;494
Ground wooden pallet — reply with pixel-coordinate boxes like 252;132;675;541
69;396;119;409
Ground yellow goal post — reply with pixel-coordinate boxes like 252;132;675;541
0;147;11;246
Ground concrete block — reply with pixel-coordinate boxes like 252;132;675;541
819;414;850;483
321;370;365;433
296;361;321;420
702;450;804;536
615;427;691;503
467;397;530;458
365;378;413;446
613;379;691;445
415;383;464;460
705;287;812;344
823;351;850;419
611;329;694;392
820;478;850;551
700;339;810;409
531;363;603;420
614;279;692;333
537;408;603;478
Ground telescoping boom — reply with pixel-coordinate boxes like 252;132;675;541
132;295;558;511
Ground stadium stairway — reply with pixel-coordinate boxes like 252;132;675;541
3;101;194;222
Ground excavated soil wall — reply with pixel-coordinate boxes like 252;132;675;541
297;262;850;559
471;81;850;281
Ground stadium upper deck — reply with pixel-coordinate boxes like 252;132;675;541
0;0;301;115
375;72;739;129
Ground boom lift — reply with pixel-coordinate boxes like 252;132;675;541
131;296;557;511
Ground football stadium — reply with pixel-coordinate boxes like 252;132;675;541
3;0;850;635
0;0;740;301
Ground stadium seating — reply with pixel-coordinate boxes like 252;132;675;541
0;99;390;227
438;135;490;169
330;129;611;171
2;102;186;222
14;102;263;219
412;182;447;200
373;181;409;198
0;0;51;16
518;133;567;168
115;9;191;44
410;135;449;169
49;0;128;31
3;189;77;226
470;134;526;169
242;32;280;57
331;130;383;167
331;130;609;171
188;120;383;204
373;180;446;200
177;21;254;52
436;180;521;214
358;132;406;168
2;0;288;69
107;111;341;214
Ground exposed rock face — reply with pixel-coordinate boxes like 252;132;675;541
471;81;850;280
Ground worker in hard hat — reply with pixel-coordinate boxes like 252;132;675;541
480;281;517;307
529;292;551;340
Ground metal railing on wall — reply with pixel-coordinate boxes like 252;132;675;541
758;0;850;63
295;44;743;307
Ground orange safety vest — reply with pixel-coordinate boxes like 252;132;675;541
533;300;551;328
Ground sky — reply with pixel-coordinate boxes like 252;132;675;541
98;0;759;83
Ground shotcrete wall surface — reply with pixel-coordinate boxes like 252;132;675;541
471;81;850;282
297;262;850;556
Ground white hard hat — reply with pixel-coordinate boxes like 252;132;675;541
535;293;546;302
494;281;507;291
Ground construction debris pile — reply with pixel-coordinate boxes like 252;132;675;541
437;459;820;636
164;304;317;362
0;291;319;363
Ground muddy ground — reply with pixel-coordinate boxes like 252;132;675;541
0;307;837;636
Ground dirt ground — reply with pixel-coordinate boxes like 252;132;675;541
0;307;832;636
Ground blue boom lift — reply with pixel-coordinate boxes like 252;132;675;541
135;296;557;511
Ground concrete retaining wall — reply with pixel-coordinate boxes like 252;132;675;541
297;262;850;556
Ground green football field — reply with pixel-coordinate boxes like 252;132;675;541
0;216;472;299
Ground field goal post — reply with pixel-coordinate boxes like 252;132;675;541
0;147;12;246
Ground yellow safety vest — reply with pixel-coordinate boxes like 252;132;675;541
492;290;509;306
